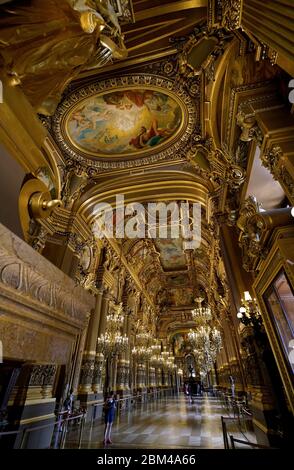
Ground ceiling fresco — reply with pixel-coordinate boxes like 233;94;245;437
52;74;198;169
155;237;187;271
66;89;182;157
166;273;189;286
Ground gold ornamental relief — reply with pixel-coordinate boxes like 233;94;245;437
0;0;127;115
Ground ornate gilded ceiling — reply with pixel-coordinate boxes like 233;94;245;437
52;73;199;169
44;21;229;317
2;0;289;337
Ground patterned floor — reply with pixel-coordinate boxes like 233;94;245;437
64;394;256;449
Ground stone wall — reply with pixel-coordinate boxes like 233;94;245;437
0;222;94;366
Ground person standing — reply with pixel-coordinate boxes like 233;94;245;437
229;376;235;398
103;391;116;445
63;388;74;413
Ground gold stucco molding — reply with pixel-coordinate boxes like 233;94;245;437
208;0;243;31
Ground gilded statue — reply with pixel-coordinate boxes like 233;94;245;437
0;0;127;115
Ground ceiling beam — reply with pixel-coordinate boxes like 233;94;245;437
134;0;207;21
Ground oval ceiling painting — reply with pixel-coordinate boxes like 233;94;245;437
65;88;182;157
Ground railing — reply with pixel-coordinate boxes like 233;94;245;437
0;411;86;450
230;435;271;449
221;415;256;449
216;389;252;419
0;387;176;449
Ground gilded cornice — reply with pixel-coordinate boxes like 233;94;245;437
78;177;210;224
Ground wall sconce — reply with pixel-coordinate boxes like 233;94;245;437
237;291;263;328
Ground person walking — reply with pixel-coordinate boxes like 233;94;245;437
103;391;116;445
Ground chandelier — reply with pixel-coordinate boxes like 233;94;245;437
166;355;175;371
161;347;170;363
188;330;200;349
136;321;152;347
150;340;161;356
97;301;129;356
188;325;222;373
211;328;222;352
149;340;162;366
132;345;152;362
191;297;212;325
160;348;175;370
188;325;211;349
97;331;128;356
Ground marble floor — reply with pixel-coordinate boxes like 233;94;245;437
63;394;257;449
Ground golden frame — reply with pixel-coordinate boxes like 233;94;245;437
63;85;187;160
253;227;294;413
52;74;198;169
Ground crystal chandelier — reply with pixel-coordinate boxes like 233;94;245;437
167;355;175;371
191;297;212;325
132;345;152;362
188;324;222;373
107;304;124;330
188;325;211;349
161;347;170;363
211;327;222;352
188;330;200;348
97;302;129;356
150;339;161;356
97;331;128;356
149;340;162;366
136;321;152;347
160;348;175;370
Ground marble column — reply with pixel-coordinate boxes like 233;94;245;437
78;289;103;397
162;368;168;387
123;312;132;392
116;358;126;392
111;355;118;392
136;363;146;390
94;291;111;394
155;366;162;388
149;365;156;388
91;289;105;394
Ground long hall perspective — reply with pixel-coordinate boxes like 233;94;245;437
0;0;293;452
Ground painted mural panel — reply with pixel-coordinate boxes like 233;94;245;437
155;238;186;271
66;88;182;156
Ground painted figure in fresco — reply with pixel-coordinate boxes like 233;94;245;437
103;90;154;110
129;119;173;149
66;87;181;155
